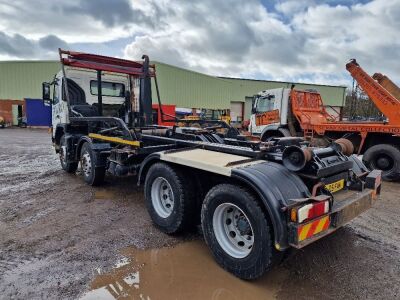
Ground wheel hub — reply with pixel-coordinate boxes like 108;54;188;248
151;177;174;218
236;216;251;236
81;152;92;177
376;157;390;170
213;203;254;259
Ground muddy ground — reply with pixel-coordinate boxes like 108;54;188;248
0;128;399;300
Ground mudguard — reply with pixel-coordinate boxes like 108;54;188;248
73;135;111;167
261;124;280;133
231;161;310;250
260;125;290;140
137;153;162;185
75;135;92;157
54;124;68;147
138;151;310;250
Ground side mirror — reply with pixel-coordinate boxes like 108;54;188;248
42;82;51;103
251;97;257;114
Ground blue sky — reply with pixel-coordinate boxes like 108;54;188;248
0;0;398;87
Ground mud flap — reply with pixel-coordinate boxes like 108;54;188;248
331;191;373;227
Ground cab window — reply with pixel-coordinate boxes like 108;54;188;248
90;81;125;97
256;95;275;113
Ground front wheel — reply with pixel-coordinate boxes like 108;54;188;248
59;135;78;173
80;142;105;186
201;184;282;280
363;144;400;181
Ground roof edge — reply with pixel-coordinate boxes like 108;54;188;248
219;76;347;89
0;60;59;63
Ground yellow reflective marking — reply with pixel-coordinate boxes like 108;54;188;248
314;216;329;234
298;223;312;241
88;133;141;147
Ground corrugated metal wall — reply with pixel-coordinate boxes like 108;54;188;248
0;60;346;110
152;62;235;109
0;61;60;100
152;62;346;109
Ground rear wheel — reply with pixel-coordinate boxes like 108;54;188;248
59;135;78;173
363;144;400;181
80;142;105;186
144;162;196;234
201;184;282;280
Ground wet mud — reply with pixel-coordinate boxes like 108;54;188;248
1;128;400;300
80;240;287;300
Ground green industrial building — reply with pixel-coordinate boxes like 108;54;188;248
0;60;346;125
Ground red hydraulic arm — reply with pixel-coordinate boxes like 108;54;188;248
59;48;156;77
346;59;400;125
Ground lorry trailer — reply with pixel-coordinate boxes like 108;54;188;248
42;49;382;279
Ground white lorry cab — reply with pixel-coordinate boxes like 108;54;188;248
249;88;292;139
49;67;138;141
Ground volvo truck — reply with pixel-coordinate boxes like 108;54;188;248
42;49;382;280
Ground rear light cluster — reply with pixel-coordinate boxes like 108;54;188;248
290;201;329;223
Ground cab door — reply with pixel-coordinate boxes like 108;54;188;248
51;79;66;137
250;93;279;134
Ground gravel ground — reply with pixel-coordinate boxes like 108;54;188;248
0;128;399;300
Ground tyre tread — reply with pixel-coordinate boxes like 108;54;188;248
201;183;282;279
60;135;78;173
363;143;400;181
145;162;197;234
80;142;105;186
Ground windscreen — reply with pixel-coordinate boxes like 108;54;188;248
256;95;275;112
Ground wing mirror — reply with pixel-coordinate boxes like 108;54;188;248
42;82;51;105
251;96;257;114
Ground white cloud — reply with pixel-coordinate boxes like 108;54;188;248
0;0;398;87
123;0;400;86
0;0;153;43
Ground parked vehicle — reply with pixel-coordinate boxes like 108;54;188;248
43;49;382;279
249;60;400;181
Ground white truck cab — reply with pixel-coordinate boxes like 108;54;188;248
249;88;290;137
50;67;137;139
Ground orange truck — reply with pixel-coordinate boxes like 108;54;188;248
250;60;400;181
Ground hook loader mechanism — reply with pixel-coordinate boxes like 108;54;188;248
43;50;382;280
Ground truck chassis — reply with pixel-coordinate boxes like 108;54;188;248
44;49;382;279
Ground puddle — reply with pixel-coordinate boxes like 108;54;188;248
80;240;288;300
94;190;118;200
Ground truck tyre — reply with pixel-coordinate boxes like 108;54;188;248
363;144;400;181
60;135;78;173
201;184;281;280
144;162;196;234
80;142;105;186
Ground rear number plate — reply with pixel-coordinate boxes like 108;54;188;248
325;179;344;193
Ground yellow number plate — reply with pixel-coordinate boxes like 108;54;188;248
325;179;345;193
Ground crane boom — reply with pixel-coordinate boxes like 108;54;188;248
346;59;400;125
372;73;400;101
